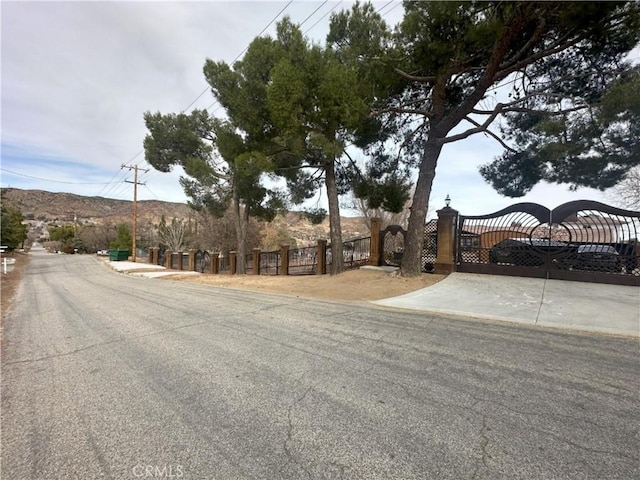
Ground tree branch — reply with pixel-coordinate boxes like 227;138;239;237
393;68;437;83
450;116;517;152
372;106;434;117
438;3;532;133
440;103;504;144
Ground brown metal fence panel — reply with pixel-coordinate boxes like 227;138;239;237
343;237;371;270
259;251;281;275
288;246;317;275
244;252;253;274
218;255;229;273
457;201;640;286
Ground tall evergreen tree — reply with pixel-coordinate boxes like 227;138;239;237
143;110;283;273
334;1;640;276
206;17;397;274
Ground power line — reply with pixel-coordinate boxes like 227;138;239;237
303;0;343;35
104;0;400;201
183;0;295;116
96;168;131;199
376;0;396;15
95;166;130;196
0;167;115;185
299;1;329;28
99;1;298;200
143;183;160;200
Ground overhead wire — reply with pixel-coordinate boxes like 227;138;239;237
0;167;116;185
298;1;329;28
376;0;400;16
100;0;298;198
102;1;404;200
303;0;343;35
96;166;130;199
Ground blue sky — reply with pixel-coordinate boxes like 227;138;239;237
1;1;635;218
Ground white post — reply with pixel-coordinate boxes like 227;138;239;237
3;258;7;274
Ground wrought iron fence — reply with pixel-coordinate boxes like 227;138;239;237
170;252;180;270
259;250;280;275
288;245;318;275
218;255;230;273
244;252;254;274
343;236;370;269
150;233;373;276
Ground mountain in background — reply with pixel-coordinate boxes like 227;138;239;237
1;188;192;224
1;188;370;246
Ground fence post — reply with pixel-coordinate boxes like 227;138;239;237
188;249;196;271
280;245;289;275
317;239;327;275
253;248;261;275
369;217;382;266
149;247;157;264
434;206;459;275
210;253;219;274
165;250;173;269
229;251;237;275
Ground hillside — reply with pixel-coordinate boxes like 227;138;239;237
1;188;192;224
2;188;369;247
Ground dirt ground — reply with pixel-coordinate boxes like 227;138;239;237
164;267;446;302
1;252;28;321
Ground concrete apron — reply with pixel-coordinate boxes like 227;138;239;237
373;272;640;337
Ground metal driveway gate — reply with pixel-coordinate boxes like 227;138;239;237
457;200;640;286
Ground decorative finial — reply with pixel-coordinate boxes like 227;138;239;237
445;194;451;207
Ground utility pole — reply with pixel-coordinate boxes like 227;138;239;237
122;164;149;262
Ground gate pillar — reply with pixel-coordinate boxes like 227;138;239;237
435;206;459;275
149;247;158;265
369;218;382;266
188;249;196;271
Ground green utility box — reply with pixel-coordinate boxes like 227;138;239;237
109;249;130;261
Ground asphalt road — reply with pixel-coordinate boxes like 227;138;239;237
2;252;638;479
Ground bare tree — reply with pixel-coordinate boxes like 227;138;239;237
158;218;188;251
189;209;261;256
607;167;640;210
345;193;428;232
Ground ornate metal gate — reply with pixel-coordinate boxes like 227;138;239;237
194;250;210;273
457;200;640;286
379;225;406;267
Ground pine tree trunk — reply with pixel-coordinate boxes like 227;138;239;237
401;138;443;277
325;159;344;275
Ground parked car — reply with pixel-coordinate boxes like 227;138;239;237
489;238;568;267
572;244;620;273
97;249;110;256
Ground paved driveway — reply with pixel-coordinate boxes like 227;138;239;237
2;253;638;479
